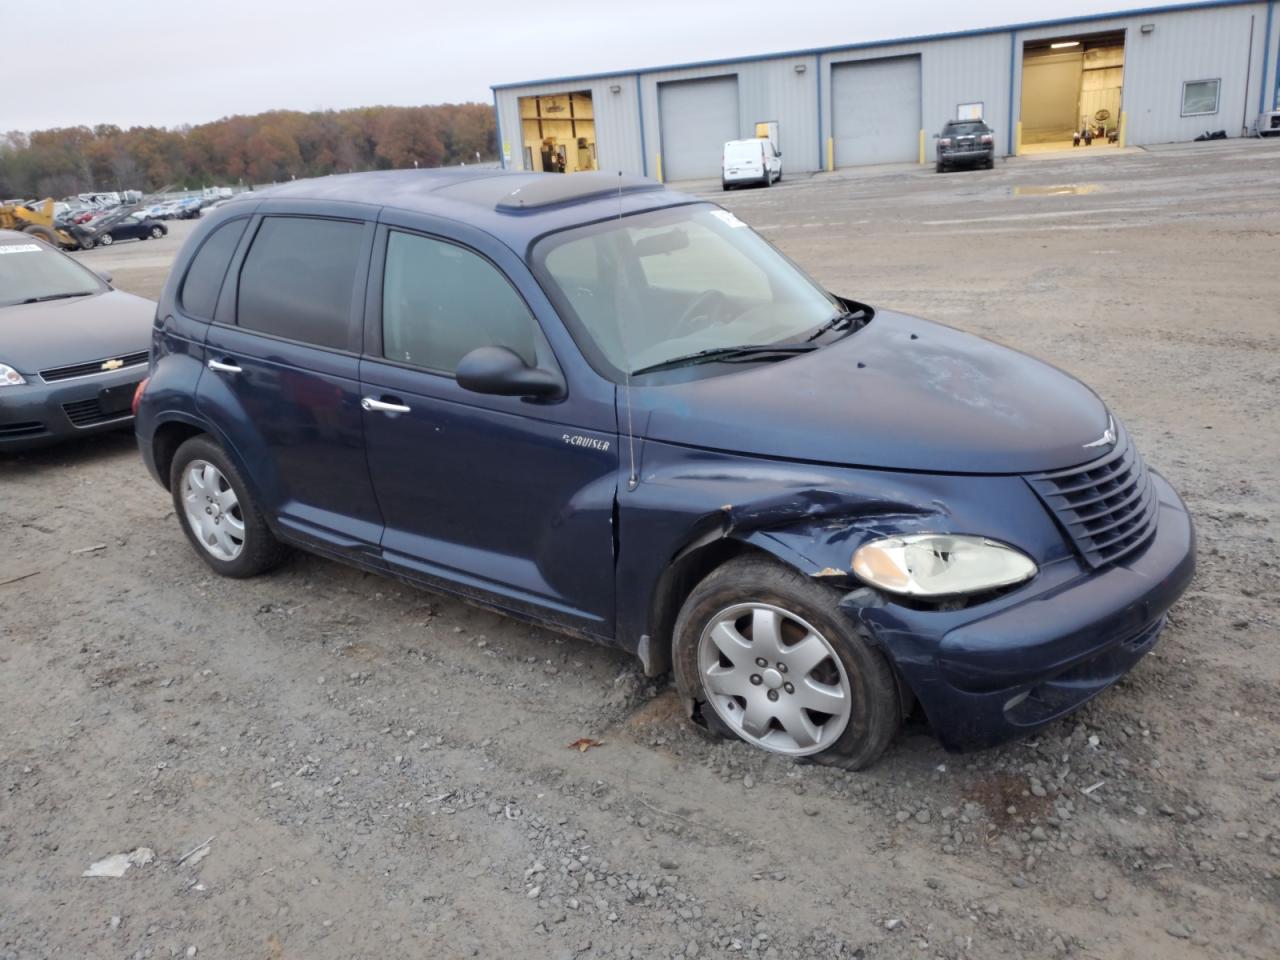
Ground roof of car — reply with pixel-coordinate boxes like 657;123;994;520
0;228;41;244
228;169;696;252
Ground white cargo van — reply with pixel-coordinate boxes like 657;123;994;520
721;138;781;190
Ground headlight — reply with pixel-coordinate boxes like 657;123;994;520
0;362;26;386
852;534;1037;597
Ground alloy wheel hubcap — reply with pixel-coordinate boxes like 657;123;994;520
697;602;852;756
182;460;245;561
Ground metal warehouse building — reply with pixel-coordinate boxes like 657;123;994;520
492;0;1280;180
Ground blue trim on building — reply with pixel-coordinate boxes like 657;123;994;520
492;89;505;170
636;73;648;176
1006;31;1017;157
814;54;823;168
491;0;1256;91
1261;0;1277;113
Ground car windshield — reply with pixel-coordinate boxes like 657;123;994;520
946;122;988;136
533;205;844;377
0;242;101;307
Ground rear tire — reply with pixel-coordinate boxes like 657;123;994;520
985;156;995;170
672;555;900;770
169;435;290;578
20;224;58;247
150;225;164;239
935;160;945;173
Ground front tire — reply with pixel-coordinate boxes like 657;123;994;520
98;232;114;246
150;225;164;239
169;435;289;578
672;555;900;770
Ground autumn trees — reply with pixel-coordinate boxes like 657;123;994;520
0;103;497;199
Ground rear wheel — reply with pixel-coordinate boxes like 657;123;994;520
20;224;59;247
935;160;945;173
672;555;900;770
150;225;164;239
985;156;995;170
170;435;289;578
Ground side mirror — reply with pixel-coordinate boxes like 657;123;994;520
456;345;564;400
97;271;113;285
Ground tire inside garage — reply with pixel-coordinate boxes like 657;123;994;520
658;76;740;181
831;56;922;167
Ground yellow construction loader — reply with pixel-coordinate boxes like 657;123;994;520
0;198;87;249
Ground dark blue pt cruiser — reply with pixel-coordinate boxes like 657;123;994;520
134;171;1195;769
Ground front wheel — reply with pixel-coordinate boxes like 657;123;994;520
170;435;289;578
150;225;164;239
98;232;114;246
672;556;900;770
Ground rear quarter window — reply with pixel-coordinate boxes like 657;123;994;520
179;219;248;320
236;216;364;351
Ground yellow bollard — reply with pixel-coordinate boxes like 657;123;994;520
1118;111;1127;148
1015;121;1023;157
655;154;663;183
826;137;834;171
918;129;926;165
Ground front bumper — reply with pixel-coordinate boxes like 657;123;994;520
845;471;1195;750
0;365;145;450
940;148;992;165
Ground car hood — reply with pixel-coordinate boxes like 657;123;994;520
1;289;155;374
634;310;1110;474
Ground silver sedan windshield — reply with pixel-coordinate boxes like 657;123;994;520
534;205;841;375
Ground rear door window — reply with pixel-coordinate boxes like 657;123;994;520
180;219;248;319
381;230;539;374
236;216;363;350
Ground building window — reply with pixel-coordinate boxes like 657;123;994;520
1181;79;1220;117
957;102;984;121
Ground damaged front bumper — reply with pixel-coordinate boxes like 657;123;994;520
843;471;1195;751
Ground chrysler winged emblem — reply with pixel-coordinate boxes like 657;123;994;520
101;358;124;371
1083;416;1116;449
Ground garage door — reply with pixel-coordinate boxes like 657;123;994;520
658;76;740;181
831;56;922;167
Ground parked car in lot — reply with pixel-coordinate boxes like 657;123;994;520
722;138;782;189
935;120;995;172
97;211;168;246
0;230;154;449
135;170;1194;768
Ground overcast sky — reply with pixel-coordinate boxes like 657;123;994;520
10;0;1144;132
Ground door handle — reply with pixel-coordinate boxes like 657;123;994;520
207;358;242;374
362;396;411;414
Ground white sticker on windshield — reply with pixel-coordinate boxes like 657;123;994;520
709;210;747;229
0;244;43;254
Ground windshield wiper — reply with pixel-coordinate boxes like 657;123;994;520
805;309;864;342
21;292;94;304
631;343;816;376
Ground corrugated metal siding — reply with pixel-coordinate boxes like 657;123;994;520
658;76;741;180
495;2;1277;172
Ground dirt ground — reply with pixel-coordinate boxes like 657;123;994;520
2;140;1278;960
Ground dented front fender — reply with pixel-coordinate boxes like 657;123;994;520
615;438;1070;662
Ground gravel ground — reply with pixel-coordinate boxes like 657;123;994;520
2;140;1278;960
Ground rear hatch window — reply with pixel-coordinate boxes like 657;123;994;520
724;141;764;163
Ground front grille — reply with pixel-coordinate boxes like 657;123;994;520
41;351;148;383
1025;421;1158;569
0;421;46;438
62;398;129;428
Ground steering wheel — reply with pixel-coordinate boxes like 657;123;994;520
675;289;729;331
